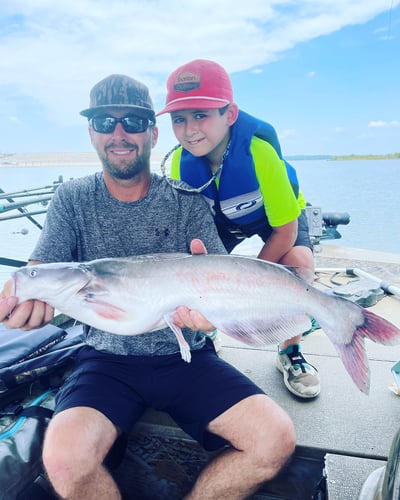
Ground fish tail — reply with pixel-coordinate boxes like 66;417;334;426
331;309;400;395
333;337;370;394
359;309;400;346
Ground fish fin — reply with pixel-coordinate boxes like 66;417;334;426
216;315;312;346
325;309;400;395
332;340;370;395
359;309;400;346
164;313;192;363
84;298;126;320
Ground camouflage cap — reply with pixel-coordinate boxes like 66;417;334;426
80;74;155;120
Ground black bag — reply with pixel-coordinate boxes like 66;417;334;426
0;324;85;408
0;389;56;500
0;323;85;499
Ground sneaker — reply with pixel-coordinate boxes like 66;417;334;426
276;344;320;398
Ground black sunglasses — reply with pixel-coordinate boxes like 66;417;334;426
89;115;154;134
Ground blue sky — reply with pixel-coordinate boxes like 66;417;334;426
0;0;399;156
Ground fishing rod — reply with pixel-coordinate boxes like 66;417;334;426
0;257;27;268
0;176;63;230
0;177;64;201
0;187;43;230
0;195;52;213
0;189;57;200
0;209;48;222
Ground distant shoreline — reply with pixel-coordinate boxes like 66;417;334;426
0;151;166;168
1;151;399;168
330;153;400;161
287;153;400;161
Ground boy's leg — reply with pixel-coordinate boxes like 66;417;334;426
277;243;320;398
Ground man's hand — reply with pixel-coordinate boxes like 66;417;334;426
173;238;216;332
0;278;54;330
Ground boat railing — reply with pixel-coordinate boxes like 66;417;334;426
0;176;64;228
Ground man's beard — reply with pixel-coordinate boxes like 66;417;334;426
100;139;151;180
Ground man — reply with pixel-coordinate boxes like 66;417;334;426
158;59;320;399
0;74;295;499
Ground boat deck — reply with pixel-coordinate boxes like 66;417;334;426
109;245;400;499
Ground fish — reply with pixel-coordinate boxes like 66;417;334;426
11;253;400;394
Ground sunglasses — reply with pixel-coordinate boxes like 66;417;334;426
89;115;154;134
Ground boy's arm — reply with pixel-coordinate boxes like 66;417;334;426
257;219;298;263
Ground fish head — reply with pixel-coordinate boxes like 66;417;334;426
12;262;91;305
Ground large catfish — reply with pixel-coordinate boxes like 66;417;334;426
11;253;400;394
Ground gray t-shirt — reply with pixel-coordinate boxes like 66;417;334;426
31;172;227;356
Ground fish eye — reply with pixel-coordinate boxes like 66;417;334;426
29;269;37;278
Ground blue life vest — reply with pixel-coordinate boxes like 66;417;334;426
178;111;299;244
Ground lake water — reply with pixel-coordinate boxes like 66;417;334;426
0;158;399;284
294;158;400;253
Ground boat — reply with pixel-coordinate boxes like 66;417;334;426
0;183;399;499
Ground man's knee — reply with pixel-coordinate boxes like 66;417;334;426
43;407;117;493
247;397;295;470
43;415;90;488
211;394;295;461
261;407;296;471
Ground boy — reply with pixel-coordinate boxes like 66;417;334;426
158;59;320;399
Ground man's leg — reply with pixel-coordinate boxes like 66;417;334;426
43;407;121;500
186;394;295;499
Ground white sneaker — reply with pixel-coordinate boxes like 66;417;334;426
276;344;320;399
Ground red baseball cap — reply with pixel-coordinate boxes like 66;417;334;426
157;59;233;116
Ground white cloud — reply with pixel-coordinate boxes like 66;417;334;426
368;120;400;128
0;0;399;126
279;129;297;139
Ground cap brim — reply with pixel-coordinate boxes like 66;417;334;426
80;104;155;120
156;98;229;116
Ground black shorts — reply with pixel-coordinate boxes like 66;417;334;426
54;340;265;451
294;210;313;249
